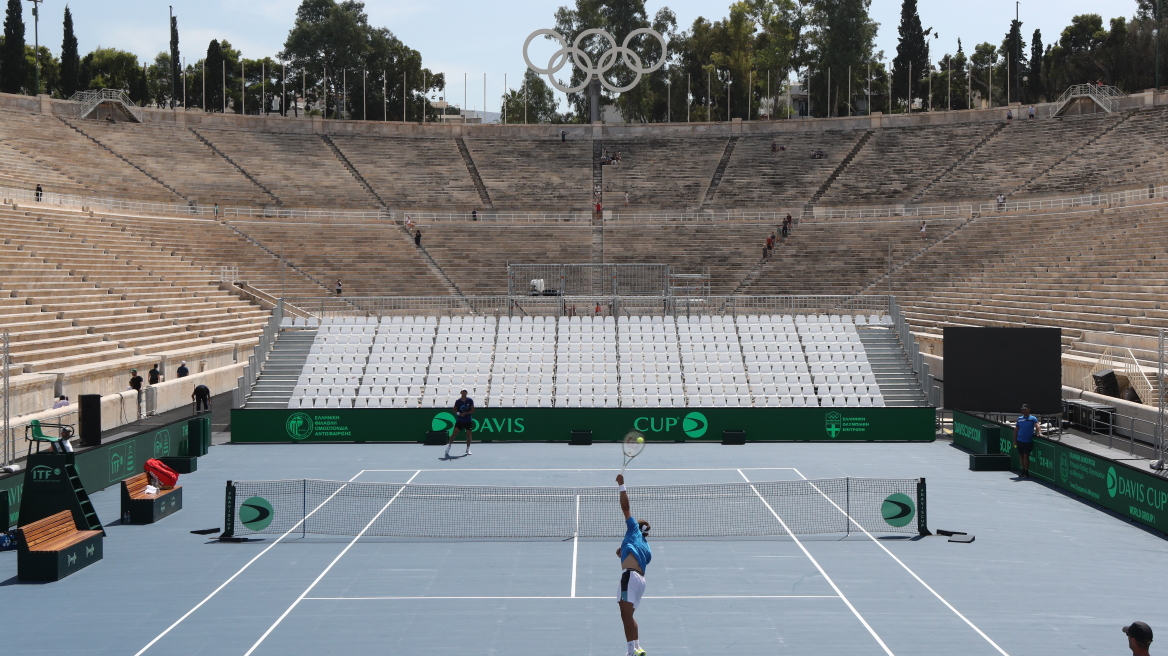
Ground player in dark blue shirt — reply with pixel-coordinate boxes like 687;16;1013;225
445;389;474;458
1014;404;1041;477
615;473;651;656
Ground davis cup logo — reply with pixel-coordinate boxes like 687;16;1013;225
433;412;460;436
825;412;842;438
285;412;313;440
682;411;707;438
1107;466;1118;498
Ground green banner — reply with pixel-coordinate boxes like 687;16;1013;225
0;416;203;528
954;412;1168;534
951;410;1002;454
230;407;937;443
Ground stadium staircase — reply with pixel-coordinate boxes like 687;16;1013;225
802;130;873;219
189;127;282;205
322;134;388;208
699;136;738;208
908;123;1006;204
244;328;316;409
856;327;929;406
57;118;186;201
1010;113;1131;197
455;137;494;208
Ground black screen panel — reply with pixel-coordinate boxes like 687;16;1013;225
944;327;1062;414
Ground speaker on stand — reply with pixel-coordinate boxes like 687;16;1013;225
79;394;102;447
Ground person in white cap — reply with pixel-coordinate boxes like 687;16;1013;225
176;361;190;378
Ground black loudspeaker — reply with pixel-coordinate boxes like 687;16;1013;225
79;394;102;447
569;430;592;446
1092;370;1120;398
721;430;746;445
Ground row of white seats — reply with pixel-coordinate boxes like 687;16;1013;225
823;396;886;407
362;375;426;386
296;375;361;387
821;384;883;397
306;355;368;365
365;363;428;374
552;397;623;408
493;384;554;395
813;374;879;386
756;396;821;407
747;373;813;385
746;362;811;373
304;365;365;375
806;353;868;363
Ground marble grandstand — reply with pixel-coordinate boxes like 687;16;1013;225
0;90;1165;436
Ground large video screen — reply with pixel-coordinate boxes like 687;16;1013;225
943;327;1062;415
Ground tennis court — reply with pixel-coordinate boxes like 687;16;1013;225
2;440;1163;655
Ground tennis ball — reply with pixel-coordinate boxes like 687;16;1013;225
637;437;644;444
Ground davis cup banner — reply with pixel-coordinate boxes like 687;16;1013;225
231;407;936;443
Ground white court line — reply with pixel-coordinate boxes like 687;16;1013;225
132;470;372;656
737;469;895;656
302;595;840;600
791;469;1011;656
242;470;422;656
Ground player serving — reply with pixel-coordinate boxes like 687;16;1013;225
615;473;651;656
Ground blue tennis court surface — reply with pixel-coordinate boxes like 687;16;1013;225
3;439;1165;655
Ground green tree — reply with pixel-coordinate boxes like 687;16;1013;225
969;42;998;106
2;0;26;94
802;0;878;117
502;68;562;123
891;0;929;110
1001;19;1025;103
60;6;78;97
25;44;59;97
1027;30;1043;101
931;43;968;111
170;13;180;107
205;39;224;111
81;48;140;91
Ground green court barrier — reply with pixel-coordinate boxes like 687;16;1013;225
0;415;204;528
952;410;1003;454
230;407;937;443
953;412;1168;534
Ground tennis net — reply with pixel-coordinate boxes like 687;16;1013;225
222;477;927;539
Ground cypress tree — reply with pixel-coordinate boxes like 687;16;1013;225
1003;19;1025;103
892;0;929;110
1;0;26;94
206;40;223;112
60;6;79;97
1028;30;1044;101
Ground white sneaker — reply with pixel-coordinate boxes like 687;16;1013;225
464;449;472;456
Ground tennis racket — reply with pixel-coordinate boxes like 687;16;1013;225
620;429;645;474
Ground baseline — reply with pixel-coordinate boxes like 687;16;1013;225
302;595;840;600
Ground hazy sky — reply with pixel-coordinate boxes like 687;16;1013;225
60;0;1130;113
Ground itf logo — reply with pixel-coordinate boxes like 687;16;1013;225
285;413;313;441
30;465;60;481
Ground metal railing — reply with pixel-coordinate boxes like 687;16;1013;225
977;184;1168;215
1048;83;1122;117
508;264;671;297
279;294;894;320
70;89;144;123
404;211;586;224
1081;346;1156;407
889;297;935;407
1;333;10;470
605;211;786;224
813;205;972;220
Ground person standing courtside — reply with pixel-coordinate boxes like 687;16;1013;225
446;389;474;458
1014;404;1041;477
1124;621;1153;656
129;369;144;419
615;473;651;656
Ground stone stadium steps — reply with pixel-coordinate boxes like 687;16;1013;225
328;136;481;209
710;132;864;209
59;120;274;207
467;137;593;210
245;329;316;409
856;327;928;406
819;123;994;205
0;107;179;203
0;139;93;197
915;113;1123;203
601;137;725;209
192;128;378;210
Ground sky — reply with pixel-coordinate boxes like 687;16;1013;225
59;0;1132;114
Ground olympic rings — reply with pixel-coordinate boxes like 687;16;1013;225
523;28;667;94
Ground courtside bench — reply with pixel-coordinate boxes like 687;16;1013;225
16;510;103;581
120;473;182;524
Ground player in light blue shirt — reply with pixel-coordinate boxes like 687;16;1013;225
615;473;651;656
1014;404;1041;477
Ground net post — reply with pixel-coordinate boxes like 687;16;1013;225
222;480;236;538
916;478;931;536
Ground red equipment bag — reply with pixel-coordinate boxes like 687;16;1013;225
144;458;179;488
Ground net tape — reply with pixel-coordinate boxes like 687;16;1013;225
229;477;921;539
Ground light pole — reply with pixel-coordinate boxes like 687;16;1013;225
169;6;174;108
666;77;671;122
27;0;43;95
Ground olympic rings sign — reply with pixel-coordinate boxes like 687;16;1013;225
523;28;667;94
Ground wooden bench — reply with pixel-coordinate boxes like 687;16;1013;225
16;510;103;581
120;472;182;524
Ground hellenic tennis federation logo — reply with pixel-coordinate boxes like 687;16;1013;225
881;493;916;527
285;412;313;440
682;412;707;438
825;412;843;438
1059;453;1069;483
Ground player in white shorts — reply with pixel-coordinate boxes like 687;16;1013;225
615;473;652;656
